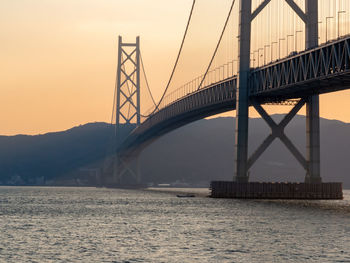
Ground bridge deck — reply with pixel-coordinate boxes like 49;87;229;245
119;36;350;156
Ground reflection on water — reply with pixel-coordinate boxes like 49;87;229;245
0;186;349;262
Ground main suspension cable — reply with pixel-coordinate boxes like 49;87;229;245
142;0;196;117
196;0;236;91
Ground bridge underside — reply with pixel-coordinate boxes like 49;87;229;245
253;72;350;101
119;71;350;158
120;88;235;158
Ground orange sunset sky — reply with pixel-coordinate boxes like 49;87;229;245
1;0;350;135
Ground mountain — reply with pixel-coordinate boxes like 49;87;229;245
141;116;350;188
1;116;350;188
0;123;114;185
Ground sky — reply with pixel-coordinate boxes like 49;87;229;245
1;0;192;135
1;0;350;135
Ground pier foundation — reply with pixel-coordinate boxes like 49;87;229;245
210;181;343;199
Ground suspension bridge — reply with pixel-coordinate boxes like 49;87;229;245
105;0;349;198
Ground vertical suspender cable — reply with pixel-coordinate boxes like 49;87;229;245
196;0;236;91
145;0;196;115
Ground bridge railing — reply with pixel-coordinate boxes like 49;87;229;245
135;78;237;138
141;60;238;122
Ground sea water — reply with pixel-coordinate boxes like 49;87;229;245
0;186;349;262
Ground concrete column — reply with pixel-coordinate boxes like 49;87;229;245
234;0;252;182
305;0;321;183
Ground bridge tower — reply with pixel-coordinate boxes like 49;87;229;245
305;0;321;183
235;0;321;183
115;36;140;132
112;36;141;186
235;0;252;183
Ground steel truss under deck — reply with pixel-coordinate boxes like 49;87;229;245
251;37;350;97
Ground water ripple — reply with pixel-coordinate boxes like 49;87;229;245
0;186;349;262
